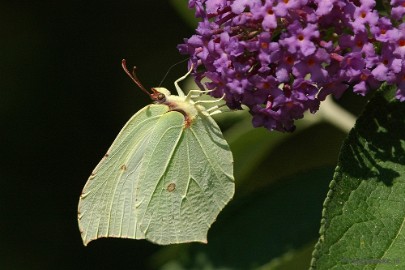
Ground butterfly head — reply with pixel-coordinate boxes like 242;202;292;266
150;87;171;103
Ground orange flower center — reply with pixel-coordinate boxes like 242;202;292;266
298;34;304;41
307;58;315;66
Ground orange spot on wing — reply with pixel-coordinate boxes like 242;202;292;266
167;183;176;192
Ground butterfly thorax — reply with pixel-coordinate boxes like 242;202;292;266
152;87;206;128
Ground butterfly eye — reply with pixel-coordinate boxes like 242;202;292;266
150;89;167;102
157;93;165;101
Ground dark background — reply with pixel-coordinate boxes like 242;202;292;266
1;1;368;269
1;1;192;269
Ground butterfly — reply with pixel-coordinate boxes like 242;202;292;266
78;60;234;245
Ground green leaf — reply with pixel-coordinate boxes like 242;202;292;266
311;85;405;269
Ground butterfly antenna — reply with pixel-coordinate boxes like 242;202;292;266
158;58;189;87
121;59;151;97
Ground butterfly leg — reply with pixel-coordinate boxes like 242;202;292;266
188;89;214;96
206;103;229;115
185;89;215;101
193;93;225;104
174;64;194;97
194;94;228;115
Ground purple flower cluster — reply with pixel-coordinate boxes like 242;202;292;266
178;0;405;131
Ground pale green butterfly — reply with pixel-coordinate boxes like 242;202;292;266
78;60;234;245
